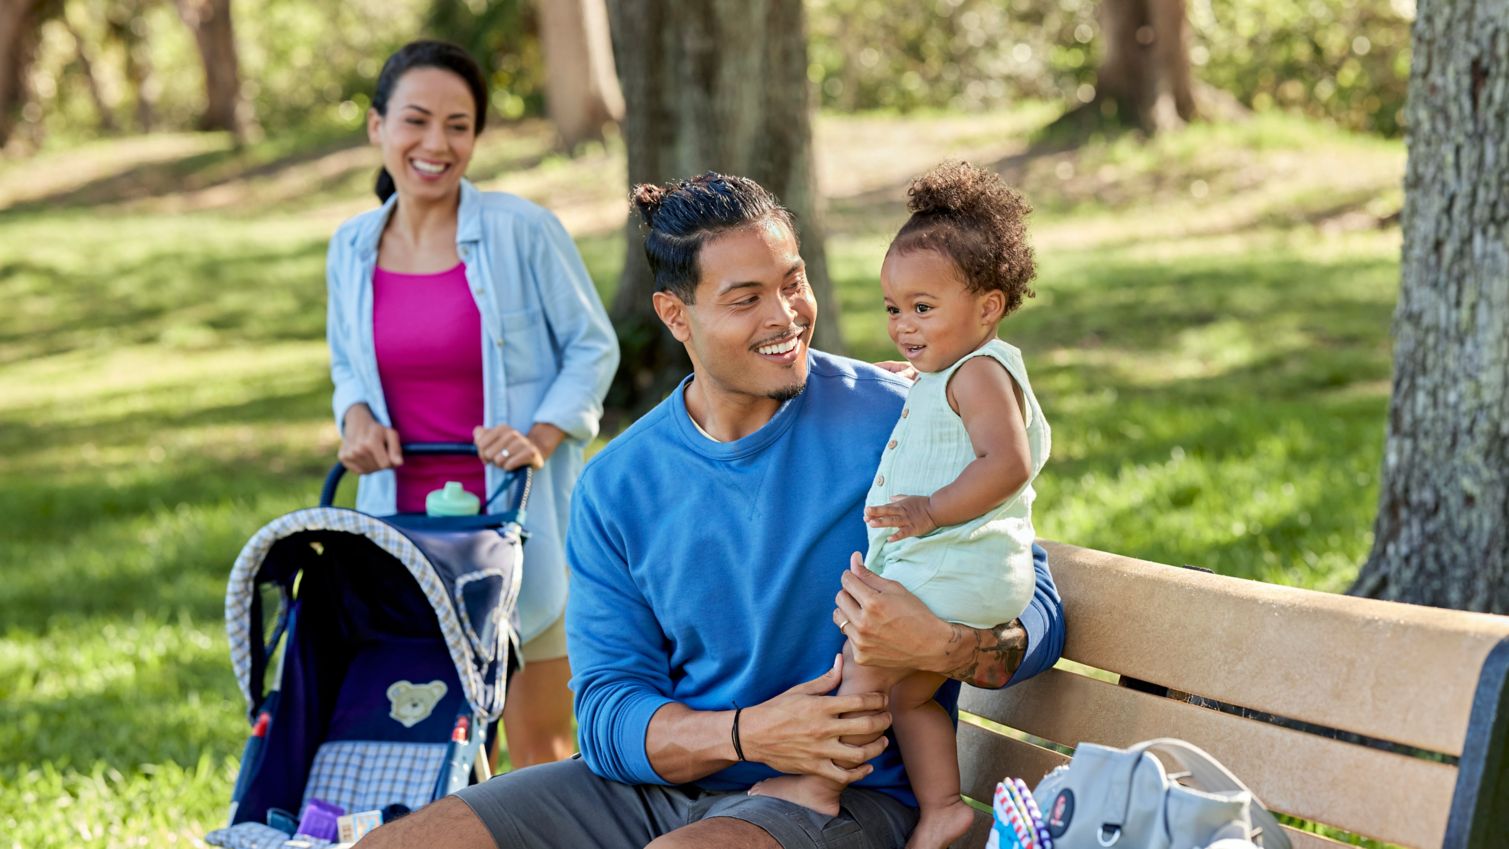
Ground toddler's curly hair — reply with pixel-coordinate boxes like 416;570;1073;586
891;161;1036;315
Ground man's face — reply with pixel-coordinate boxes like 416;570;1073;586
659;218;816;405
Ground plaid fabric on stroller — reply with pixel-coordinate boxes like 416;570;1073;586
207;445;526;849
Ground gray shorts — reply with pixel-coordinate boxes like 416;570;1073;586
453;756;917;849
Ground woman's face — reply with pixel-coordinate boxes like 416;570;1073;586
368;66;478;204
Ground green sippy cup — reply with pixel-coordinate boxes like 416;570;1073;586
425;481;480;516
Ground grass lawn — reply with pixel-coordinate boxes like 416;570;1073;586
0;108;1404;847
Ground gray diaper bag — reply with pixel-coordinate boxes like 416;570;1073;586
1031;738;1292;849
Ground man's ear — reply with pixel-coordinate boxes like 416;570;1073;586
367;109;384;145
979;290;1006;325
653;291;692;343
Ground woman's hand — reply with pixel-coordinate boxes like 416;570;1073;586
338;404;403;474
474;423;566;471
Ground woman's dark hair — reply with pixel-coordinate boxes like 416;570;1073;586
890;161;1036;316
371;40;488;202
630;172;796;302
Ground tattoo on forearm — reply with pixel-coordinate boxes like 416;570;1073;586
946;621;1026;688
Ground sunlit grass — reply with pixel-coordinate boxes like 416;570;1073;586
0;109;1404;847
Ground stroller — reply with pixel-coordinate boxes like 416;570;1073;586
207;444;528;849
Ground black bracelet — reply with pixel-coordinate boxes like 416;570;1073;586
731;707;747;761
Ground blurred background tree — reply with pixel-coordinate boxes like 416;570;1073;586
1;0;1415;154
604;0;840;412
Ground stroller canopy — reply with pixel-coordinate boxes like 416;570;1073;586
225;506;522;723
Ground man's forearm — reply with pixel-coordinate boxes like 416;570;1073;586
938;621;1029;689
643;702;738;784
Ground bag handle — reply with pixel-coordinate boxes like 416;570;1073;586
1131;739;1292;849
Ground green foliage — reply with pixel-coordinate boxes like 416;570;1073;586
0;110;1403;846
1195;0;1413;136
806;0;1412;135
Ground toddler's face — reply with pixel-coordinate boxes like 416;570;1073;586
880;249;1001;373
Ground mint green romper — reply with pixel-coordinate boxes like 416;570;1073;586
863;339;1051;628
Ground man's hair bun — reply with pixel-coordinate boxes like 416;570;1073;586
631;183;667;226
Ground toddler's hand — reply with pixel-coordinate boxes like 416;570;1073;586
864;495;937;542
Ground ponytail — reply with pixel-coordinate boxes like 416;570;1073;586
375;167;397;203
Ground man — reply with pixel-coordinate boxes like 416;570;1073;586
359;173;1064;849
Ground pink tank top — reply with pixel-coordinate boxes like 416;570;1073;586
373;262;487;513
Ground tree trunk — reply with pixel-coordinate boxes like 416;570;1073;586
175;0;257;143
604;0;843;413
0;0;62;150
1094;0;1196;132
108;4;157;133
61;13;117;134
1351;0;1509;613
536;0;624;152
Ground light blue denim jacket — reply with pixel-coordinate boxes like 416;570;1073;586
326;179;619;643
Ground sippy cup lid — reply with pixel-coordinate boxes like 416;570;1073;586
425;481;480;516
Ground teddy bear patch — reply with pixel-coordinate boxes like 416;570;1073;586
386;680;448;728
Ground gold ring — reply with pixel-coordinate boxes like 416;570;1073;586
838;619;850;633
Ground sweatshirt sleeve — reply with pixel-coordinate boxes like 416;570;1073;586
526;212;620;443
1005;541;1066;687
326;235;366;432
565;479;676;785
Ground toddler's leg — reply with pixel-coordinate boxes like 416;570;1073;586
890;671;973;849
747;643;906;817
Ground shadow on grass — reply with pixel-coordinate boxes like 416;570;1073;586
0;238;331;365
1;122;561;219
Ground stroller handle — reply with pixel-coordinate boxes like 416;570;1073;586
320;442;532;515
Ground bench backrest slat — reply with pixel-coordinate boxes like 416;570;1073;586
961;668;1458;847
1043;542;1509;756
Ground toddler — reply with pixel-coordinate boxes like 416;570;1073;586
752;161;1050;849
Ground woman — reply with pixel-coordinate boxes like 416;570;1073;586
325;40;618;768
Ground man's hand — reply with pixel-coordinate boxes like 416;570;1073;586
338;404;403;474
864;495;938;542
741;654;892;785
834;553;953;672
834;554;1027;687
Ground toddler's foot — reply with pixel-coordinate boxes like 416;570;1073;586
747;775;842;817
903;799;975;849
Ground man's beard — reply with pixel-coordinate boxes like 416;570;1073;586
767;382;807;403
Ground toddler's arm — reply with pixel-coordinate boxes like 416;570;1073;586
865;355;1031;541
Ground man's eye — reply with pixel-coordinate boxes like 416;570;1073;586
736;297;759;307
407;119;425;126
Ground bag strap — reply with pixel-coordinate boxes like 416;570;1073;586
1131;739;1292;849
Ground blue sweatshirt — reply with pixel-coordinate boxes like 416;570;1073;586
565;351;1064;804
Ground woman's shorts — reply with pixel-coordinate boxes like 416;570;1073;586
520;609;567;663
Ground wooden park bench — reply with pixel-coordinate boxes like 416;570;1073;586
953;542;1509;849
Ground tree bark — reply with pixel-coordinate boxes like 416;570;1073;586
536;0;624;152
1351;0;1509;613
108;3;157;133
1094;0;1196;132
175;0;257;143
61;13;117;134
604;0;843;413
0;0;63;150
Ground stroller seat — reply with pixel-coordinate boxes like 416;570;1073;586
209;457;526;849
208;638;469;848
